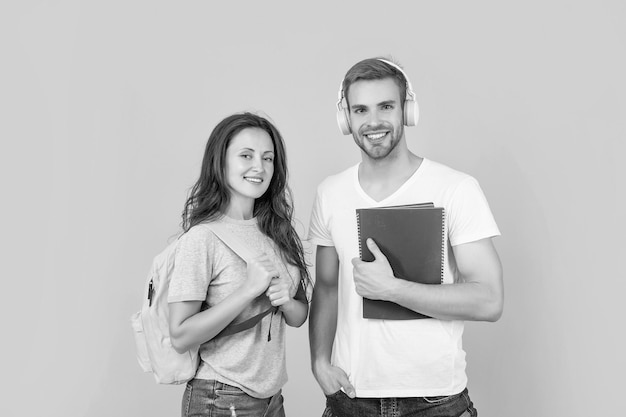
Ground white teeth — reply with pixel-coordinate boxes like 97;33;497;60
245;177;262;183
366;132;386;140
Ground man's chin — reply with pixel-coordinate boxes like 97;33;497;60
364;146;392;160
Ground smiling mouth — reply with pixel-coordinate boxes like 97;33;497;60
244;176;263;184
364;132;388;140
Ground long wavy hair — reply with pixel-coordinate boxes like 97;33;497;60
182;112;310;290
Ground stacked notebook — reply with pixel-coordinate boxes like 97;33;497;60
356;203;445;320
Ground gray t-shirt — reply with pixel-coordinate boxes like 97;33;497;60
168;216;299;398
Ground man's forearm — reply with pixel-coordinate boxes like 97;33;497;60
388;279;503;321
309;282;338;369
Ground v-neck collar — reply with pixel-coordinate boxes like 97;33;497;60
354;158;428;205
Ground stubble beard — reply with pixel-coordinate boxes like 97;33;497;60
354;124;404;160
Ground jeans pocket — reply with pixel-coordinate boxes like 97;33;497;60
214;385;269;416
324;390;343;398
215;385;246;396
423;392;460;404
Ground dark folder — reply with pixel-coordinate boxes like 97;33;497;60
356;203;445;320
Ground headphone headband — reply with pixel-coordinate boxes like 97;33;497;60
375;58;415;100
336;58;419;135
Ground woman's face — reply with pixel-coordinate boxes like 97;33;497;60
224;127;275;207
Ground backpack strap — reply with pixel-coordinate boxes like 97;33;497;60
294;278;307;303
204;222;277;337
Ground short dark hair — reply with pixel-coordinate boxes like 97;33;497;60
342;57;408;109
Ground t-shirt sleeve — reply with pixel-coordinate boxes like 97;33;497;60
447;177;501;246
308;184;334;247
168;227;213;303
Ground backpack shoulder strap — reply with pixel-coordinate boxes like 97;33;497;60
203;221;276;337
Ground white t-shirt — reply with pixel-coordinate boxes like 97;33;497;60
308;158;500;397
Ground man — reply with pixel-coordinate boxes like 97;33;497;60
308;57;503;417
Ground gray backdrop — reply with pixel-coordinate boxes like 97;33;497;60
2;1;624;416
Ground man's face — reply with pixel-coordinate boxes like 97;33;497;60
347;78;405;160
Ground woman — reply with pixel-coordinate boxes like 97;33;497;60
167;112;310;417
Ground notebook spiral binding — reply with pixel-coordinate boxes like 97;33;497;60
356;211;362;259
440;208;446;284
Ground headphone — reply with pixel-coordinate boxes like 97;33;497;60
336;58;419;135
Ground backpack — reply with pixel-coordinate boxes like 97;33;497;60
130;222;275;385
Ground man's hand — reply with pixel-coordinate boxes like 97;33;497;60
313;361;356;398
351;238;397;300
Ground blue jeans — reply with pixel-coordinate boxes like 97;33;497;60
322;387;477;417
182;379;285;417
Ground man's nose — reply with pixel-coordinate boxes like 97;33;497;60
367;109;381;126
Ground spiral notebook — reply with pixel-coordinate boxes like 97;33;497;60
356;203;445;320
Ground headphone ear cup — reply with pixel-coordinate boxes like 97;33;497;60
336;108;352;135
403;98;419;127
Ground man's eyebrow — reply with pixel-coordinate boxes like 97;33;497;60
350;100;397;109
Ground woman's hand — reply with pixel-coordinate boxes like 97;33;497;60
267;273;308;327
266;276;294;307
244;254;278;298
